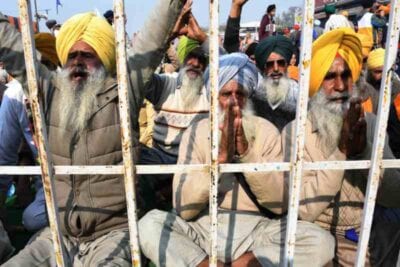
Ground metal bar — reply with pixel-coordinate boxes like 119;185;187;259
113;1;141;266
355;0;400;265
3;159;400;175
33;0;39;31
283;0;315;265
208;0;220;266
18;1;67;266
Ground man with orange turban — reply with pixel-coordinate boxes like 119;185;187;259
0;0;188;265
0;32;60;243
283;28;400;266
34;32;59;70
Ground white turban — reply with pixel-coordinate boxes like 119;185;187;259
204;53;259;98
324;14;353;33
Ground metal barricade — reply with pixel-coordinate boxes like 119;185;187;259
0;0;399;266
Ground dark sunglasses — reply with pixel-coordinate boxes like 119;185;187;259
265;59;287;70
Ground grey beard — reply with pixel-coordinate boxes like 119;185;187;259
309;88;356;155
179;67;204;106
259;76;291;110
309;90;344;154
56;66;107;134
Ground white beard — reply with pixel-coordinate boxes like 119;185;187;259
309;87;359;155
56;66;107;134
179;67;204;107
258;75;296;112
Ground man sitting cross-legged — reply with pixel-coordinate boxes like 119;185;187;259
139;53;335;267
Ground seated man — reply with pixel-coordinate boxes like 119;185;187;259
0;0;186;265
252;35;299;131
139;53;334;267
141;11;210;165
0;33;59;233
283;28;400;266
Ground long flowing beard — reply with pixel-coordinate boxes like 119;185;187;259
56;66;106;134
179;67;204;106
309;89;351;154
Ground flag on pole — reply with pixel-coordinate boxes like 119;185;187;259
56;0;62;14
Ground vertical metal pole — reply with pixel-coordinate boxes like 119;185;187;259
355;1;400;266
209;0;220;266
113;1;141;266
283;0;314;266
33;0;39;31
18;0;66;266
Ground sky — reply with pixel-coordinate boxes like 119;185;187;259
2;0;301;36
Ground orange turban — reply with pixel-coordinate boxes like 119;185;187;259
34;33;59;67
310;28;363;97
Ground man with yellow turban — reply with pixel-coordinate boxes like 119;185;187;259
283;28;400;266
0;0;188;266
252;35;299;131
363;48;400;113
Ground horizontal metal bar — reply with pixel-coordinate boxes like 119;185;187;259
1;160;400;175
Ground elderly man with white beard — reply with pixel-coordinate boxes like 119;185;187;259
141;11;210;166
283;28;400;266
138;53;335;267
251;35;299;131
138;11;210;211
0;0;187;265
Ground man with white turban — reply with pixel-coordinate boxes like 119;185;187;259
0;0;187;265
324;14;354;33
283;28;400;266
139;53;334;267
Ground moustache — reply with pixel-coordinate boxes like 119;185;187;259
186;66;202;74
326;92;350;102
69;65;89;79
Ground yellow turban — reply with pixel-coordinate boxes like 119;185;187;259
356;33;373;59
310;28;362;97
56;12;115;73
367;48;385;70
34;33;59;66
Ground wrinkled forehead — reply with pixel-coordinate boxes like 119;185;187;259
219;80;246;94
327;56;350;75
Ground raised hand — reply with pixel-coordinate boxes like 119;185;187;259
339;98;367;157
186;13;207;43
232;0;249;7
230;0;249;17
170;0;193;40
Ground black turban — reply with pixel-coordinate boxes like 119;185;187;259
254;35;295;71
267;4;276;13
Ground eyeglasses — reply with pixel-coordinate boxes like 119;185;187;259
264;59;287;71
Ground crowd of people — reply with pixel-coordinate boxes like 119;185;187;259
0;0;400;266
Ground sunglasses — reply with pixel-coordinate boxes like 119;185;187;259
265;59;287;70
